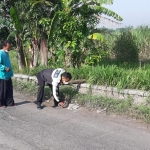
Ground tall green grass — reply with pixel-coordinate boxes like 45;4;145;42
68;65;150;91
11;59;150;91
10;51;150;91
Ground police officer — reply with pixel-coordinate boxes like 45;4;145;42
35;68;72;109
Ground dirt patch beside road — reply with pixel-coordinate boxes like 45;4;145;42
13;90;150;131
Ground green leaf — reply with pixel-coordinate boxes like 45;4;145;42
7;31;16;39
29;0;52;8
88;33;104;41
10;6;22;32
48;12;60;45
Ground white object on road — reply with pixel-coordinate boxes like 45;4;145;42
67;104;80;111
97;108;107;113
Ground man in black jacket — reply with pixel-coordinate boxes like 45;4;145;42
35;68;72;109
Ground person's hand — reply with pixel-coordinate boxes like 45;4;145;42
5;67;10;72
59;102;66;107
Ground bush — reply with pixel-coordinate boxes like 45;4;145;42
113;31;139;63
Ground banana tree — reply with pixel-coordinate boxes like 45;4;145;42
52;0;123;68
28;0;58;66
9;6;26;70
0;0;28;70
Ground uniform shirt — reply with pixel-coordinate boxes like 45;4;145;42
40;68;54;84
40;68;65;102
0;50;13;80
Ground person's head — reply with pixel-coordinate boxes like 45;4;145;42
61;72;72;84
2;40;11;52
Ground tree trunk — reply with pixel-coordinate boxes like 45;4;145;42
31;38;39;67
40;38;48;66
28;45;33;68
77;47;86;69
15;36;26;70
64;48;73;68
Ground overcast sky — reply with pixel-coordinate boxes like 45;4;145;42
98;0;150;28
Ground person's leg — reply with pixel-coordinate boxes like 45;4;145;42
0;79;6;107
36;73;45;108
6;78;15;106
48;84;59;107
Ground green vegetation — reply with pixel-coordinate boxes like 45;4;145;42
8;23;150;93
1;1;150;92
68;65;150;91
0;0;122;69
11;58;150;91
113;31;139;63
1;0;150;122
13;80;150;123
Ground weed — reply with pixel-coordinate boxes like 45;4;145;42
12;80;150;124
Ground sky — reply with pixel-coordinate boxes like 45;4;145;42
98;0;150;29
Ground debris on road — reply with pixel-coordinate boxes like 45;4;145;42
96;108;107;113
67;104;80;111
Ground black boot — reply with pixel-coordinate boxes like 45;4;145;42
37;102;42;109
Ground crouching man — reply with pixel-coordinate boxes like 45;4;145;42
35;68;72;109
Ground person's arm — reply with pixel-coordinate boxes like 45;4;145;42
52;82;60;102
51;68;66;102
0;53;7;71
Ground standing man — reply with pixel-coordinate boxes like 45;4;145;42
36;68;72;109
0;40;15;108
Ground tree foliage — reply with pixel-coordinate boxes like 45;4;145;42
0;0;123;69
113;31;139;63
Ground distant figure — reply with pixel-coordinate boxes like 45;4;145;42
0;40;15;108
35;68;72;109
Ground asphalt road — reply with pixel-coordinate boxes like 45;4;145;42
0;91;150;150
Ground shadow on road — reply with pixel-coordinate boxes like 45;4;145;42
15;101;31;106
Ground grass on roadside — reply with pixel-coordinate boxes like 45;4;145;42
15;64;150;91
10;49;150;91
13;79;150;124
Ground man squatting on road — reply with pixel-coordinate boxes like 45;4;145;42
35;68;72;109
0;40;15;108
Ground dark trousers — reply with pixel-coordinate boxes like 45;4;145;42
36;73;59;106
0;78;14;106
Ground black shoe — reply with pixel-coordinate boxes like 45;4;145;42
37;103;42;109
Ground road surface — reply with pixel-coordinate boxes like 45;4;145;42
0;91;150;150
